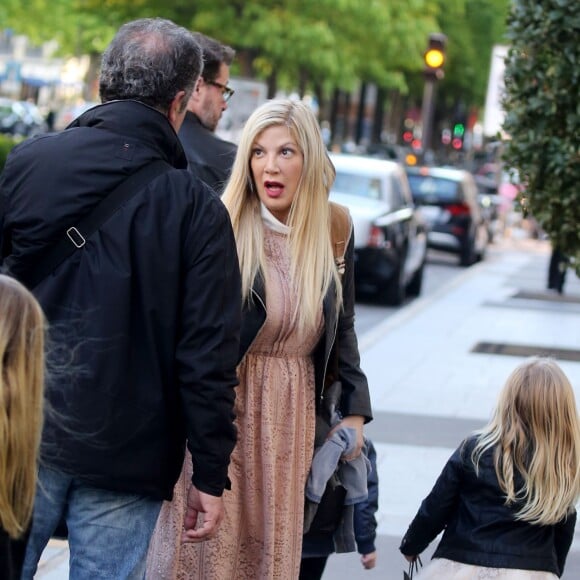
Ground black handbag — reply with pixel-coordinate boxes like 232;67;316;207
305;469;346;535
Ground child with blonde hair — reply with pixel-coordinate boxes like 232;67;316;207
400;357;580;579
0;275;45;579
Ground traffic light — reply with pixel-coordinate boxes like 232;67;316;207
453;123;465;138
424;33;447;81
451;122;465;149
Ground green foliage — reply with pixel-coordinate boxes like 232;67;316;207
0;134;19;173
502;0;580;273
3;1;512;126
2;0;440;95
435;0;510;108
2;0;118;55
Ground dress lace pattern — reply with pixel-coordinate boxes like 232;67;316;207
416;558;559;580
146;228;323;579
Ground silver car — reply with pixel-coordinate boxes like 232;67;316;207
329;153;428;305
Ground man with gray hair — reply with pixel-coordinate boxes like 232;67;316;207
179;32;237;193
0;18;240;578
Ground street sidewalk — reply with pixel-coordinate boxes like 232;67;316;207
325;232;580;579
36;232;580;579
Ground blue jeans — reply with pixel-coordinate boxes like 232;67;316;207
22;465;162;579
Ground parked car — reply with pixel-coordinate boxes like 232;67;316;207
329;153;428;305
0;98;47;137
406;166;488;266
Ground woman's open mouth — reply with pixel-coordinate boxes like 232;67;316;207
264;181;284;198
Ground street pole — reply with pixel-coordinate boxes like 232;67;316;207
421;78;436;162
421;32;446;165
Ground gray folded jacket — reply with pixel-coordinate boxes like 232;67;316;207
305;426;371;505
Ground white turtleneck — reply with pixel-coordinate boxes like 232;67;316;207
261;203;291;235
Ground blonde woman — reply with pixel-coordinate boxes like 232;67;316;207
147;99;372;578
400;357;580;579
0;275;45;579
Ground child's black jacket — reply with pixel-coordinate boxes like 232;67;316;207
400;436;576;577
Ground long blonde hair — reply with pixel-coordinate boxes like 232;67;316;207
0;275;45;539
472;357;580;525
222;99;342;330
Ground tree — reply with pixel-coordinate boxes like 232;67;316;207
1;0;122;99
502;0;580;274
2;0;511;144
435;0;510;108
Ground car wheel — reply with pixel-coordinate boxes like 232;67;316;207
382;259;406;306
459;237;476;267
406;259;425;297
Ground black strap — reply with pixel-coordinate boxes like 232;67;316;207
21;159;171;289
403;556;423;580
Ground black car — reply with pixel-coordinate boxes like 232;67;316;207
406;166;488;266
329;153;429;305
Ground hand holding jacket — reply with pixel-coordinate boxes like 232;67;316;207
329;415;364;460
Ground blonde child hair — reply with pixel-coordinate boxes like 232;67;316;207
0;275;45;539
472;357;580;525
222;98;341;332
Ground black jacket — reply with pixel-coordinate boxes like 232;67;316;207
0;100;241;500
239;228;372;422
178;111;237;194
400;436;576;577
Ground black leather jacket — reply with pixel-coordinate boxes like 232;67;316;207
178;111;236;194
400;436;576;577
0;101;241;500
239;226;372;422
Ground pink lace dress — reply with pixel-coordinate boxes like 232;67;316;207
146;226;323;579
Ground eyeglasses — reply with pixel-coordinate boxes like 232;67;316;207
206;80;235;103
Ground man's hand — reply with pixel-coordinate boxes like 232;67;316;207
329;415;365;460
181;485;224;543
361;551;377;569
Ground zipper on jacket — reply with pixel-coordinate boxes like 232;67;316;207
320;314;339;404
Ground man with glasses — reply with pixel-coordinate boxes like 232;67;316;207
180;33;237;194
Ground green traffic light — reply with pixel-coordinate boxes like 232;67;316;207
453;123;465;137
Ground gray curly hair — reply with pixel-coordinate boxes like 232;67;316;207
99;18;203;114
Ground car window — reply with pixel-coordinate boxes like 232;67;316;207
407;175;461;204
332;171;382;200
